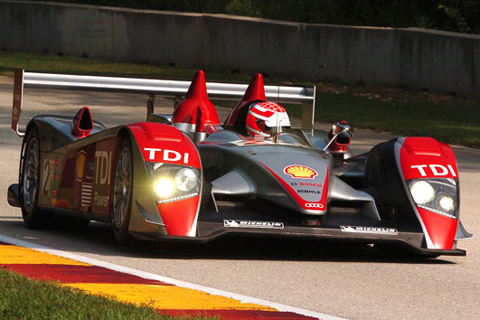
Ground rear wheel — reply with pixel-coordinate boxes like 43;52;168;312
21;127;45;229
111;136;134;243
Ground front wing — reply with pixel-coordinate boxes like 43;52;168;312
130;205;466;257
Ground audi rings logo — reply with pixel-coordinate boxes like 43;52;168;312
305;203;324;209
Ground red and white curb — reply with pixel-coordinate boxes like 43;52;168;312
0;234;348;320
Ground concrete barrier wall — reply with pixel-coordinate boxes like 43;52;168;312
1;1;479;98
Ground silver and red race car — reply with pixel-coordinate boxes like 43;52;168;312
7;70;471;257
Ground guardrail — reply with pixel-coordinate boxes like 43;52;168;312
12;70;316;136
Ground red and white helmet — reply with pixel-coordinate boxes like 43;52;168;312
245;102;290;137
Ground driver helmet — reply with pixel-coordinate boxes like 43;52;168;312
245;101;290;137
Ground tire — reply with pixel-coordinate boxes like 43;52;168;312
111;136;134;243
20;127;46;229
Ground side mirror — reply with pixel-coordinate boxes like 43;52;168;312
323;122;353;151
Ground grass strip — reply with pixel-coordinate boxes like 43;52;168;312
1;51;479;148
0;268;215;320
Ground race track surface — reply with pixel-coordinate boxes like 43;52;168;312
1;76;479;320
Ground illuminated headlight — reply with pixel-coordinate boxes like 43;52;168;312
147;163;201;204
438;196;455;212
409;181;435;205
407;178;458;219
154;178;175;198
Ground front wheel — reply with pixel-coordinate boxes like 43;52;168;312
111;136;134;243
21;127;46;229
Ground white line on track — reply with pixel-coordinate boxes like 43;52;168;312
0;234;348;320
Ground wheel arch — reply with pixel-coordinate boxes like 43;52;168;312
364;139;421;229
19;122;40;198
121;122;203;239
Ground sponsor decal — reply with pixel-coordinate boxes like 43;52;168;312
94;151;112;185
92;140;116;213
291;182;323;189
76;151;87;180
81;182;92;207
340;226;398;235
94;192;110;207
305;203;324;209
88;161;95;173
70;147;95;209
224;220;284;229
300;182;322;187
284;165;318;179
13;103;19;115
230;139;274;147
144;148;190;164
410;164;457;177
297;189;321;194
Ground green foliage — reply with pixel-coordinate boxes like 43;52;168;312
225;0;260;17
434;0;480;33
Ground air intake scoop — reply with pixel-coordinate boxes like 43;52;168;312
71;107;93;138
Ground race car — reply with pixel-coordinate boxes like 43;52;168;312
7;69;471;257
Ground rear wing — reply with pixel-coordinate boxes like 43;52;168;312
12;70;316;136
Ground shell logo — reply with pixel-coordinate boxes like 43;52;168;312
76;151;87;179
284;165;318;179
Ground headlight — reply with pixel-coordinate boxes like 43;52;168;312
174;168;197;192
407;178;458;219
409;181;435;205
438;196;454;212
154;178;175;198
147;163;200;204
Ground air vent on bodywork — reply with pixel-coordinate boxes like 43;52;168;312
402;137;442;157
210;170;256;212
135;122;184;142
71;107;93;138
